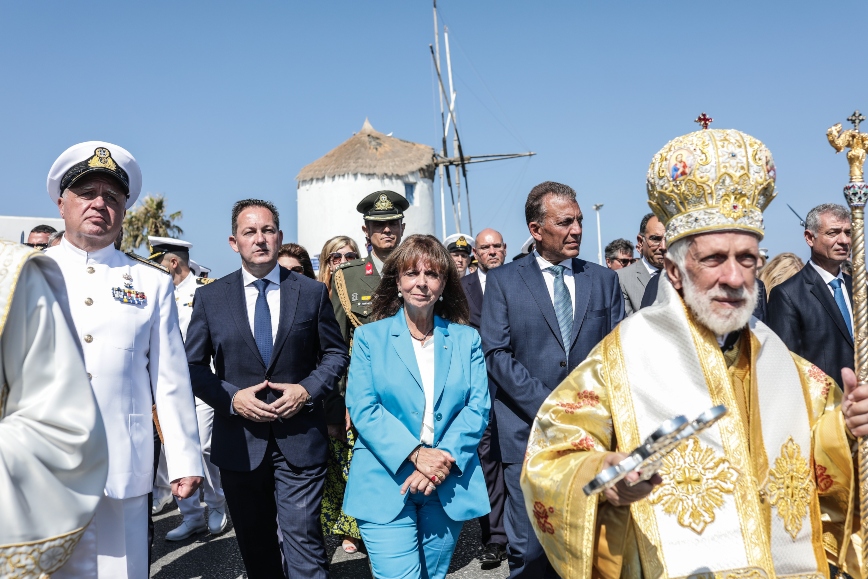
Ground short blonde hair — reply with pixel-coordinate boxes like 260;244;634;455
318;235;361;288
759;252;804;294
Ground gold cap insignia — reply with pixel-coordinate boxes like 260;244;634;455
373;193;394;211
646;126;777;244
87;147;119;172
456;236;468;247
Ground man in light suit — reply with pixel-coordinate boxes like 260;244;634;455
618;212;667;315
767;203;854;390
461;227;509;568
186;199;348;579
482;182;624;578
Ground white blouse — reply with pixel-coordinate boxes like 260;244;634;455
413;336;436;446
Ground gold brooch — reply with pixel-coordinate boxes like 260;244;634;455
648;437;739;534
766;437;813;539
87;147;119;172
373;194;394;211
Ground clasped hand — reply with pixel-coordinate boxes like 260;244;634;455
232;381;310;422
401;448;456;496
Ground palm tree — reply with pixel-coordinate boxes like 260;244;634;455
122;194;183;252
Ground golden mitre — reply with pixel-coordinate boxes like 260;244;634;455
646;128;777;244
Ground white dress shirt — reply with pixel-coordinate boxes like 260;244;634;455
534;250;576;308
413;336;436;446
809;260;853;323
477;267;487;295
241;264;281;343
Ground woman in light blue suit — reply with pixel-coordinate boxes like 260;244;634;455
344;235;491;579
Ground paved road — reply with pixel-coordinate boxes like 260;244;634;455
149;504;510;579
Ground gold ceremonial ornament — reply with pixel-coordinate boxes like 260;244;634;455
456;237;468;247
373;194;394;211
583;405;728;496
646;124;777;245
827;110;868;579
86;147;119;172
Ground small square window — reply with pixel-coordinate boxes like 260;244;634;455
404;183;416;205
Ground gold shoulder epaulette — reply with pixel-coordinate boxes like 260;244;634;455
126;252;170;274
196;276;215;285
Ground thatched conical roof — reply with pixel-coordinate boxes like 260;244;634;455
296;119;435;182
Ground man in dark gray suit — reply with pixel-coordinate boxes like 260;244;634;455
767;203;854;390
481;182;624;578
461;227;508;568
618;212;667;315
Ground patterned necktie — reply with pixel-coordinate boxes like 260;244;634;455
253;278;273;366
546;265;573;350
829;278;853;338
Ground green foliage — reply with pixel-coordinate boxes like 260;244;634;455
121;194;183;252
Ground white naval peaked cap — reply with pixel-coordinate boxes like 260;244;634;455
520;236;535;254
147;236;193;250
189;260;211;277
47;141;143;209
444;233;475;253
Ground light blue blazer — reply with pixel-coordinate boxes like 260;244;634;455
343;310;491;525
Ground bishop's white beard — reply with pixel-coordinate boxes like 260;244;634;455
681;273;758;336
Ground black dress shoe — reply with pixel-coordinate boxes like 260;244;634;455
479;543;507;569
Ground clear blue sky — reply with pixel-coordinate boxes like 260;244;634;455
2;1;865;276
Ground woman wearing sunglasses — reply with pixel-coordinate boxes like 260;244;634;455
277;243;317;279
317;236;361;297
315;235;364;553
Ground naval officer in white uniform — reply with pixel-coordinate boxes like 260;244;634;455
47;141;203;579
148;236;228;540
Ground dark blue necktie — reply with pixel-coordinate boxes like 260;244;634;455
253;279;273;366
829;278;853;338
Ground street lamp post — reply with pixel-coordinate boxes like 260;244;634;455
592;204;604;266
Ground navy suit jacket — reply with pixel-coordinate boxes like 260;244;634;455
640;274;769;322
460;270;484;331
766;264;854;390
185;266;349;471
481;253;624;463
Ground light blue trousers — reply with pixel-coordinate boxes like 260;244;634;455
357;489;464;579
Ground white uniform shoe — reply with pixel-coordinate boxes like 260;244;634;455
207;509;228;535
165;519;208;541
151;494;173;515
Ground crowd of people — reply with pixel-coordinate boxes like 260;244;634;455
2;126;866;579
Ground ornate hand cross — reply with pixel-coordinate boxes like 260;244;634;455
849;110;867;131
694;113;713;130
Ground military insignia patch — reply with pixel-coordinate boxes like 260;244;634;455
87;147;119;172
113;273;147;304
365;262;373;276
373;193;394;211
351;293;359;301
456;236;468;248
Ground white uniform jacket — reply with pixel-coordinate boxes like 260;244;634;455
47;237;202;498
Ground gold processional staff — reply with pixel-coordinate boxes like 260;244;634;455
828;110;868;578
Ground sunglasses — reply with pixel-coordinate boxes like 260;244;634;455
329;251;359;265
610;257;636;267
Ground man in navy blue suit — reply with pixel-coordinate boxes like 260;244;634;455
185;199;348;579
481;182;624;578
767;203;854;390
